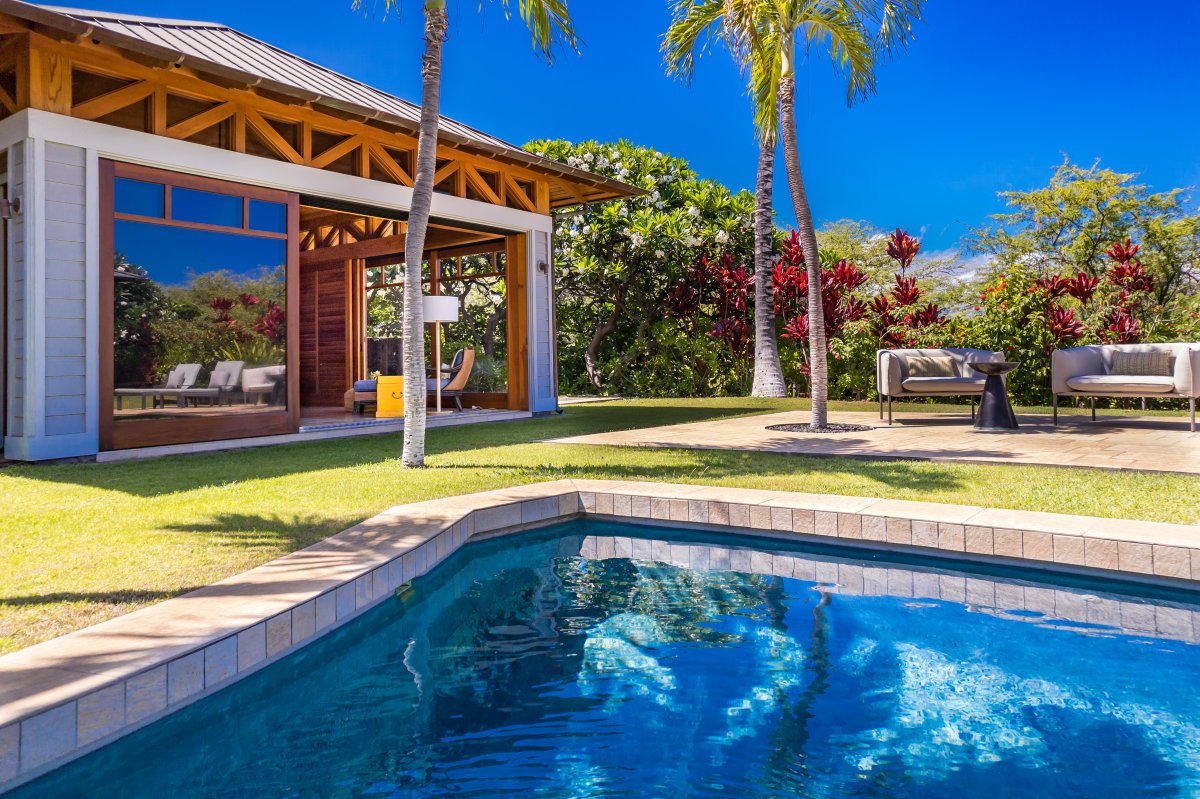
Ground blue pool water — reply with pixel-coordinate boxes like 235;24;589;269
13;521;1200;798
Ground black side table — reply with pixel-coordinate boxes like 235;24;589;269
968;361;1020;431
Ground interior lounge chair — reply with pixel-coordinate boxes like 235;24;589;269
171;361;245;407
351;349;477;414
876;348;1007;424
1051;343;1199;432
113;363;201;410
427;349;475;412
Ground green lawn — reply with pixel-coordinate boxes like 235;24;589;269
1;397;1196;655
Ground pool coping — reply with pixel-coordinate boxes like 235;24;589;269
1;478;1198;792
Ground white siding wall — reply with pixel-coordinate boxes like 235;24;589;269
7;140;25;439
530;231;556;412
41;142;87;436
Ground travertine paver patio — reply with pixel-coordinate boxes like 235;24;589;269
551;410;1200;475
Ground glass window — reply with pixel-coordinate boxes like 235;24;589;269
114;178;165;218
171;187;244;228
248;199;288;233
112;220;288;422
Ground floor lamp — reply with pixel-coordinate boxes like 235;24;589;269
422;295;460;413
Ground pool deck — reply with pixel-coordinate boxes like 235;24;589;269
2;478;1199;791
550;410;1200;475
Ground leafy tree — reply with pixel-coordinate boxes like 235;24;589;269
526;140;754;395
360;0;578;468
967;157;1200;310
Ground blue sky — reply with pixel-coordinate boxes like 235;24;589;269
78;0;1200;250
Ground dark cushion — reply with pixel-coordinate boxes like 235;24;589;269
353;379;378;392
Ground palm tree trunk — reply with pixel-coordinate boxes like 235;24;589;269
779;73;828;427
401;0;448;468
750;138;786;398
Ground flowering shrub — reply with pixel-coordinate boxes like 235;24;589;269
774;228;948;398
964;236;1182;404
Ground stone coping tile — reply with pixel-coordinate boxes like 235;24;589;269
862;498;983;525
1;477;1198;793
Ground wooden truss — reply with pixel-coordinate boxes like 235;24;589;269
0;24;566;214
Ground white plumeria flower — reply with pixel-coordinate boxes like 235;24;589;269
655;249;665;259
715;230;730;244
687;206;701;218
583;152;594;162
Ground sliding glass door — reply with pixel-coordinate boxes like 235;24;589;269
100;162;299;450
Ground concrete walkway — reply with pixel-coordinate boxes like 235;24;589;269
551;410;1200;475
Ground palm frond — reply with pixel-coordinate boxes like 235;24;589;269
498;0;580;62
662;1;732;82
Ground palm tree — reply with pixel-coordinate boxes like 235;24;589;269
664;3;788;399
668;0;922;426
363;0;578;467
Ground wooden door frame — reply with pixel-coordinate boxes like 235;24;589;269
99;160;300;450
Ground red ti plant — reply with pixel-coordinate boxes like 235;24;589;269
664;279;701;320
253;301;286;344
1046;307;1085;343
1067;272;1101;303
1105;238;1140;265
886;228;921;270
1103;308;1142;344
1034;274;1073;298
891;275;922;307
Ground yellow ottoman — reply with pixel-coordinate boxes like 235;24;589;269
376;376;405;418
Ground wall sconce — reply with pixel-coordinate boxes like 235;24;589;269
0;197;20;219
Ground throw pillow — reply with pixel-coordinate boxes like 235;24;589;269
906;355;956;378
1110;350;1171;377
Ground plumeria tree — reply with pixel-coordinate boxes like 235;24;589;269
528;140;755;395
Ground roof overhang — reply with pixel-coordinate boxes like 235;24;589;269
0;0;643;208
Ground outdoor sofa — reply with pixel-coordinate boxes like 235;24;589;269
876;348;1007;424
1051;343;1199;432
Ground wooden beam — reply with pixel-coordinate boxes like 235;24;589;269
0;81;15;114
71;78;152;120
165;99;235;139
367;142;413;186
310;133;362;169
463;165;501;206
243;106;304;164
502;173;536;212
433;159;459;187
28;46;68;113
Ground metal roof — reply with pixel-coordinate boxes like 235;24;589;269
0;1;641;207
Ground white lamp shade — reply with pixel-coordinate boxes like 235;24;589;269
422;294;459;323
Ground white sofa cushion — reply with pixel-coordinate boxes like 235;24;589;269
1065;374;1175;394
901;377;986;394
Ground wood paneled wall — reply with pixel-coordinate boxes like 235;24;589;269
300;261;355;407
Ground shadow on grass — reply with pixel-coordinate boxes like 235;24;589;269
436;448;974;494
0;588;198;607
2;403;777;498
160;512;356;552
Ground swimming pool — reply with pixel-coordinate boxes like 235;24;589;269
13;519;1200;798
